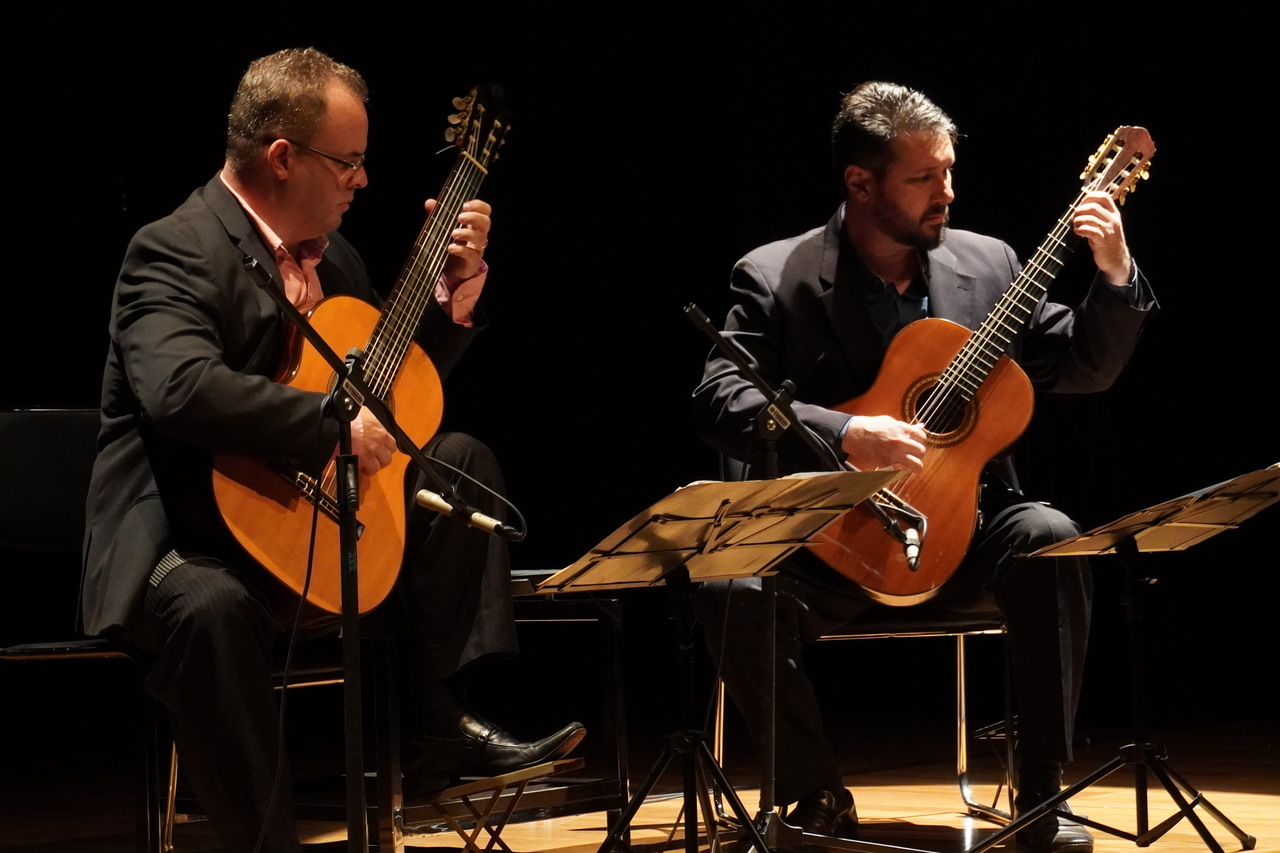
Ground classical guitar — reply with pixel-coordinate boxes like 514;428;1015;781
212;86;509;615
811;126;1155;605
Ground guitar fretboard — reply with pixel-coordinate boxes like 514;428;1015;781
362;105;506;401
922;195;1084;431
916;127;1153;434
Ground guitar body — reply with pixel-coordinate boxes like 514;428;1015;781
212;294;443;614
810;317;1034;605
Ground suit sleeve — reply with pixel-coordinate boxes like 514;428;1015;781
1018;264;1157;393
693;255;850;473
112;216;337;470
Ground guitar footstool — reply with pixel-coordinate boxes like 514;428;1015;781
400;757;585;852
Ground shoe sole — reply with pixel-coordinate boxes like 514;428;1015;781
550;726;586;759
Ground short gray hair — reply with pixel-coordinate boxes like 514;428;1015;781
831;81;957;178
225;47;367;171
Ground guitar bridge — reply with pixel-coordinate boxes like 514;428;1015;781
276;467;365;540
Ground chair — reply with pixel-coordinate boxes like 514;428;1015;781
708;602;1014;833
1;407;167;853
0;409;371;851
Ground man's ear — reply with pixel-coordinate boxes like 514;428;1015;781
844;163;875;202
265;139;293;181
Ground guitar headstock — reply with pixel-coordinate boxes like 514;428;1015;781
1080;126;1155;205
445;84;510;172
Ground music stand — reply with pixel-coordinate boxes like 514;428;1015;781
962;463;1278;853
536;469;899;853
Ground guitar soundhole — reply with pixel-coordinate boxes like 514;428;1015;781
904;375;977;448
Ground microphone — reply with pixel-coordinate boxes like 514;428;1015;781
866;490;926;571
903;527;921;571
414;489;522;541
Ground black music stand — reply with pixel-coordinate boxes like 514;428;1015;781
963;463;1278;853
535;469;899;853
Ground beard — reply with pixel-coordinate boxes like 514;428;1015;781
872;195;949;251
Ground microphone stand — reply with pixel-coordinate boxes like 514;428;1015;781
685;304;818;848
243;255;518;851
686;305;929;853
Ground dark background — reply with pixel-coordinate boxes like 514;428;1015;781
5;6;1277;766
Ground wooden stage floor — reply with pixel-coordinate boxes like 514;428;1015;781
3;719;1276;852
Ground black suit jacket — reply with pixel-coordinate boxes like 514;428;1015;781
693;208;1155;476
82;175;480;636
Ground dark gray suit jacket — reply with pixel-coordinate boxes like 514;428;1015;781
82;175;480;636
693;208;1154;476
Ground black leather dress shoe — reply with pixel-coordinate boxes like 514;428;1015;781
785;783;858;843
402;713;585;793
1014;791;1093;852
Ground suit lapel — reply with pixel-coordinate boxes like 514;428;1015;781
923;241;980;329
198;175;297;373
201;174;285;289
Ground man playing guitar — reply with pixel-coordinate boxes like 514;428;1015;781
81;48;582;851
693;81;1156;852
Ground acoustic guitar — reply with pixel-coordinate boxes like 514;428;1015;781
212;86;509;615
811;126;1155;605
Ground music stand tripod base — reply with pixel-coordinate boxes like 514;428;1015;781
970;465;1279;853
537;471;897;853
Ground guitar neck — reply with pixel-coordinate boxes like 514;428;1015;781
359;90;508;402
929;126;1155;416
930;191;1089;416
360;154;486;400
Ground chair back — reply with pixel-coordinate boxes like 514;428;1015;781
0;408;99;551
0;408;100;641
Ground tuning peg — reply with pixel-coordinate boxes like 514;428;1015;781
449;90;476;129
1120;176;1141;204
444;127;458;143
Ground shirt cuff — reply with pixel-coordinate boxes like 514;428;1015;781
433;261;489;327
1102;260;1153;310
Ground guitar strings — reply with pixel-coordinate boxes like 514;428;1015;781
367;132;484;397
314;115;496;501
924;142;1148;438
889;163;1115;497
912;188;1086;435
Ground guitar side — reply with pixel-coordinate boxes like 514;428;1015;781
211;295;444;614
810;318;1034;604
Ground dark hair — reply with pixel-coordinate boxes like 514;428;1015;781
225;47;368;171
831;81;957;178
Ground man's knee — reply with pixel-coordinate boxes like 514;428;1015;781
416;432;505;503
150;561;277;648
995;502;1082;553
427;432;498;473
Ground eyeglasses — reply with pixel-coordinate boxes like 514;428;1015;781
284;139;366;173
